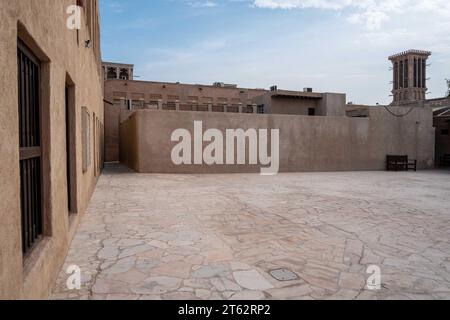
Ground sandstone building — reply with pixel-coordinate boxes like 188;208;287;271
0;0;104;299
103;72;346;162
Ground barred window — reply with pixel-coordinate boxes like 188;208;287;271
150;94;162;100
201;97;213;103
168;95;180;101
18;40;44;255
131;100;144;109
113;91;126;98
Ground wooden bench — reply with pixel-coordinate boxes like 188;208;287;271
386;155;417;171
440;154;450;167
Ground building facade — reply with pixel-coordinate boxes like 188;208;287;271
103;77;347;162
103;79;268;161
0;0;104;299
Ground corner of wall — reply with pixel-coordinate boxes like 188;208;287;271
135;111;141;172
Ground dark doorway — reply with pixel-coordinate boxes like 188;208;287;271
18;40;43;255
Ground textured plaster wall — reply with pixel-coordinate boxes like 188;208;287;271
0;0;104;299
105;101;121;162
119;113;140;172
120;108;435;174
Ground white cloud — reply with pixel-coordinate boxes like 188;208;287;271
252;0;450;30
133;0;450;104
252;0;351;10
108;0;126;13
187;1;217;8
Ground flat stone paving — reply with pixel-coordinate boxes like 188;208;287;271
51;164;450;300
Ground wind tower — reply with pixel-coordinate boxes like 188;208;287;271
389;50;431;104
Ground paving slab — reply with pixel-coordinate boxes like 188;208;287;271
51;164;450;300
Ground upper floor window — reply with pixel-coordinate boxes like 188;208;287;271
119;68;130;80
107;67;118;79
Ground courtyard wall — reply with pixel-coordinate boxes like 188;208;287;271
120;107;435;173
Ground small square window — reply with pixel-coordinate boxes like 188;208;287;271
308;108;316;116
441;129;449;136
257;105;265;114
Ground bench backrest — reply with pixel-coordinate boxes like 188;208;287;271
387;155;408;162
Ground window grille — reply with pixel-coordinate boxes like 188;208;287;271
18;40;43;255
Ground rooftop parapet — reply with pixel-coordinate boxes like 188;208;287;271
389;49;432;60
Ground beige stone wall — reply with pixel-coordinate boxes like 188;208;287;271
105;101;121;162
119;113;140;172
120;107;435;174
0;0;104;299
318;93;347;117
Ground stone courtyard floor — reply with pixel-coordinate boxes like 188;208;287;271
51;164;450;300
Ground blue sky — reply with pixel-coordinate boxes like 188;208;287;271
100;0;450;105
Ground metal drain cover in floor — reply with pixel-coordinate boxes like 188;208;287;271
269;268;299;281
